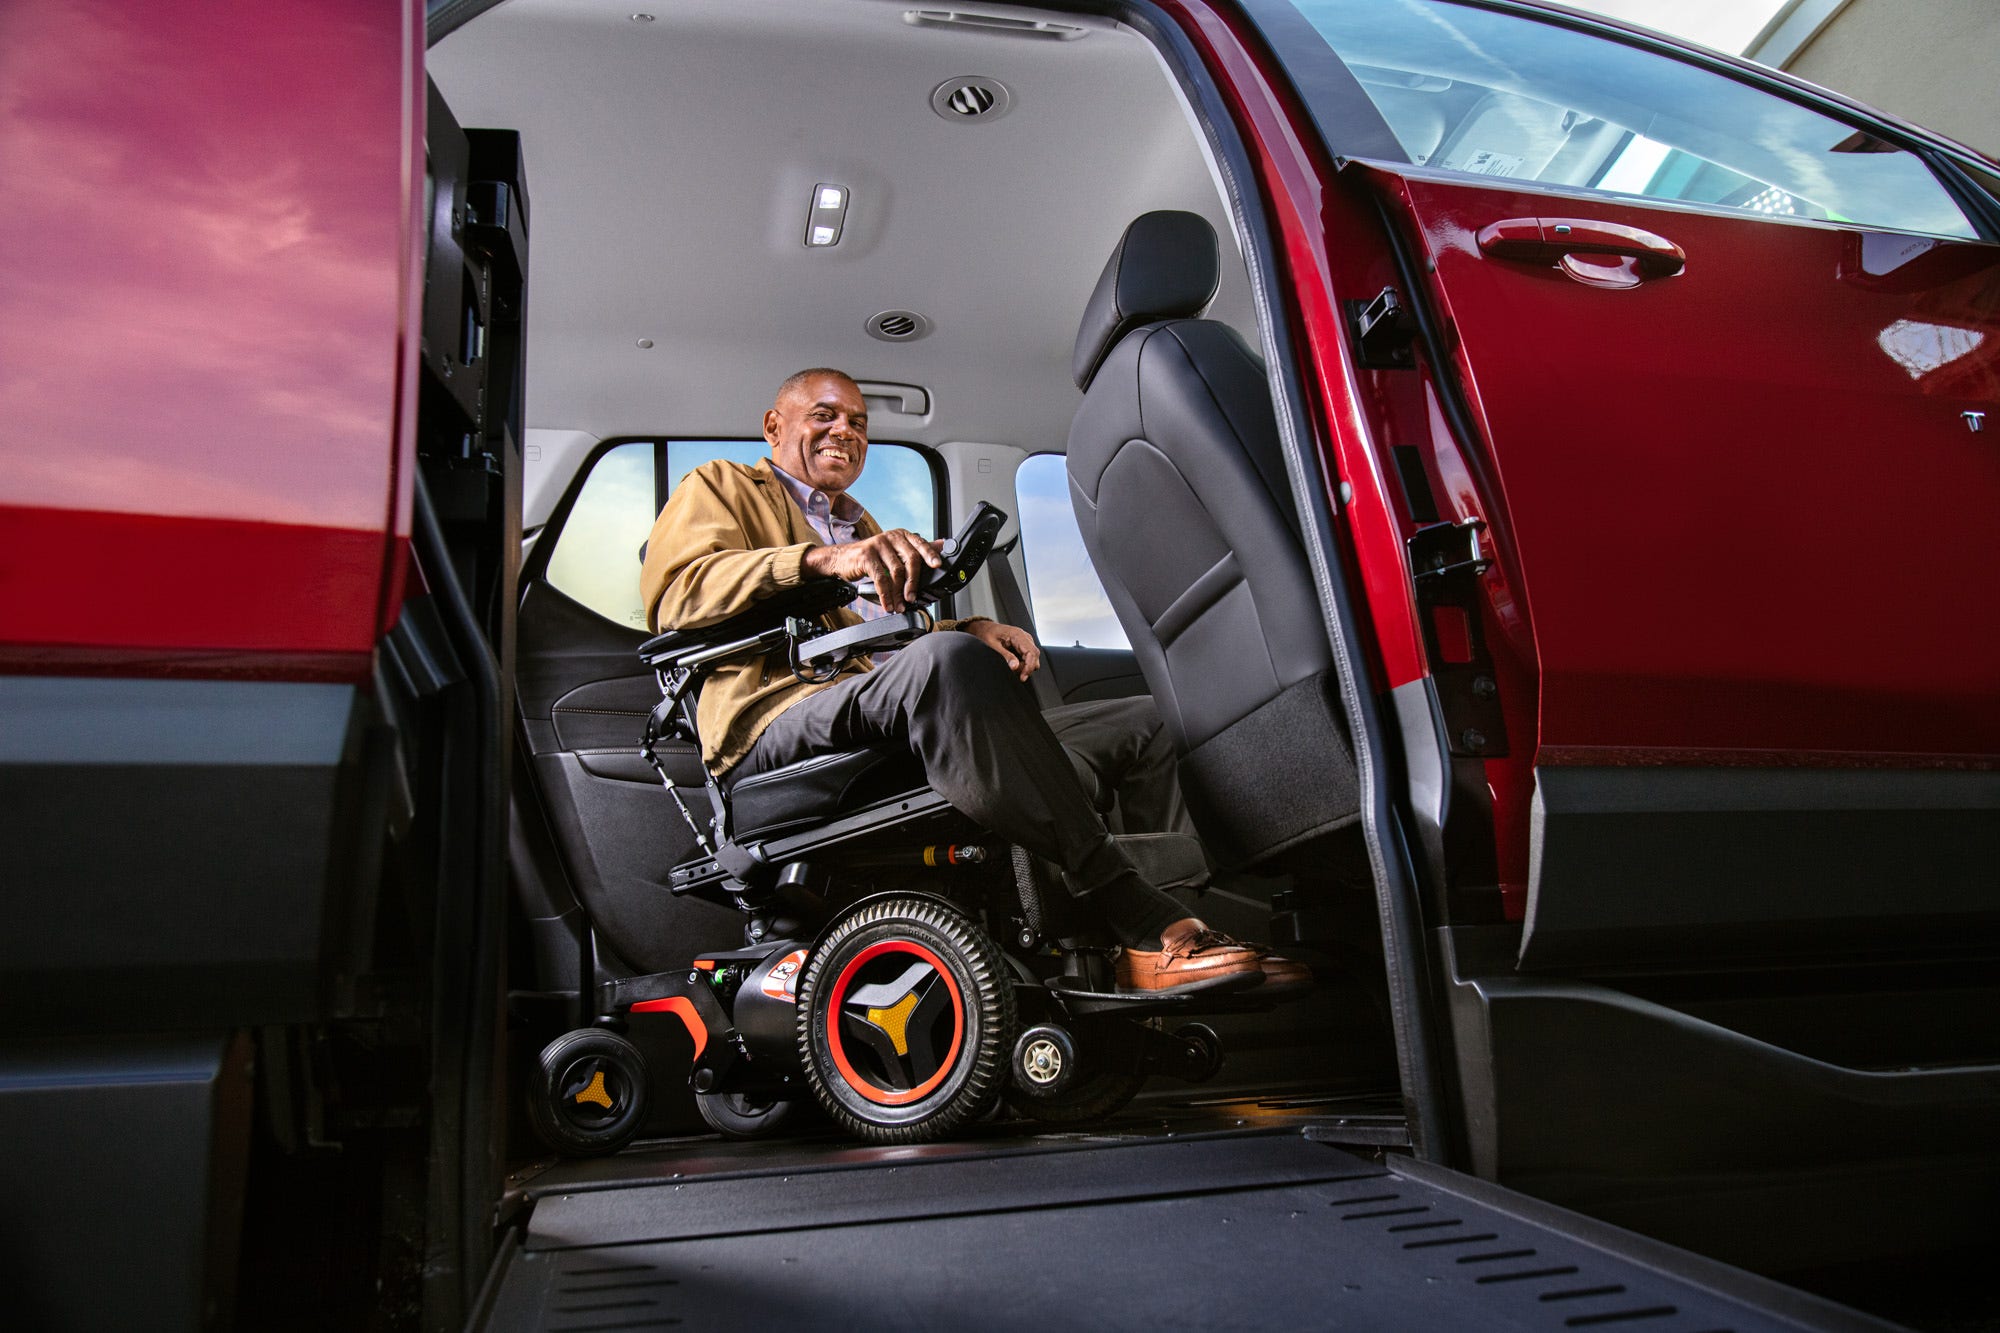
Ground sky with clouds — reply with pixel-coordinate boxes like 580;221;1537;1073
1556;0;1788;53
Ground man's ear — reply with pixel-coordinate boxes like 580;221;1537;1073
762;407;782;448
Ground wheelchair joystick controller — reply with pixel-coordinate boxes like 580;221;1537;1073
849;500;1006;606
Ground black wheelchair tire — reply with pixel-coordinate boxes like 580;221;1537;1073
694;1090;800;1140
1175;1022;1225;1084
527;1028;649;1157
1004;1065;1148;1125
1002;1020;1148;1126
796;895;1014;1144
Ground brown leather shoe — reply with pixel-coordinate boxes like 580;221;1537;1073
1257;952;1313;995
1115;918;1266;995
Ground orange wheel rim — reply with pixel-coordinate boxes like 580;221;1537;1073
823;939;965;1106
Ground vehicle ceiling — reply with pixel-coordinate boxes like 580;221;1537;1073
428;0;1256;455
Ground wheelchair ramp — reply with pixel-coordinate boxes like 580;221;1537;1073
475;1129;1891;1332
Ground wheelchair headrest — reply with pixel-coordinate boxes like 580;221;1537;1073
1071;211;1220;391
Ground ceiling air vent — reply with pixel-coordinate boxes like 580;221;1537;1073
930;77;1012;123
947;84;995;116
867;310;932;342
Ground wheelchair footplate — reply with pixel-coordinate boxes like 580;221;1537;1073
1038;978;1274;1019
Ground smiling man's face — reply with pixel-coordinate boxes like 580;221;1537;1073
766;372;868;495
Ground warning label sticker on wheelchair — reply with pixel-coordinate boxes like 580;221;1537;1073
762;950;808;1002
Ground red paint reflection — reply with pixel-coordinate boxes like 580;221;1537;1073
0;0;415;664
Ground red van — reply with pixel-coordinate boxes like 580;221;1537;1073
4;0;1994;1327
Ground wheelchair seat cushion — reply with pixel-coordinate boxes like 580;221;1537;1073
723;728;1114;841
726;744;929;837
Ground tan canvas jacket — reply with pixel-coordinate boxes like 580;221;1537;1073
639;456;973;774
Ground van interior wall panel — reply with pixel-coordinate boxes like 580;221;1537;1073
549;676;676;756
515;571;738;975
0;677;361;1030
530;753;743;975
515;583;650;733
1042;645;1150;703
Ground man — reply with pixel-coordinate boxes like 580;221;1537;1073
640;368;1300;992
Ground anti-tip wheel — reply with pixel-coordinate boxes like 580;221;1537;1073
527;1028;649;1157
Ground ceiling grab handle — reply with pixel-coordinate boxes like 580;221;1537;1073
1477;216;1687;280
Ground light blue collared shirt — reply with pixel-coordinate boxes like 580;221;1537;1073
769;462;894;632
769;461;868;548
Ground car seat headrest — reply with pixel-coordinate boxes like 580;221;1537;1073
1071;210;1221;391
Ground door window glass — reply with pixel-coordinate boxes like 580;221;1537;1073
1014;453;1129;650
666;441;938;538
544;440;655;628
542;440;939;629
1272;0;1977;239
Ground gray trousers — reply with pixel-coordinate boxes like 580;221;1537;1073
729;633;1181;895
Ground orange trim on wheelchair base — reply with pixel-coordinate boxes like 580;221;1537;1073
631;996;707;1060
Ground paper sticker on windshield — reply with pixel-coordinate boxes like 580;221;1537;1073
762;949;808;1001
1459;150;1524;177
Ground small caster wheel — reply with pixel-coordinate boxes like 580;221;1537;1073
1012;1024;1079;1098
1004;1019;1146;1125
527;1029;649;1156
1174;1022;1224;1084
695;1090;800;1140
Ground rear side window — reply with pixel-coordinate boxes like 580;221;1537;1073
543;440;939;628
663;442;938;537
1014;453;1129;650
1267;0;1977;239
545;441;654;628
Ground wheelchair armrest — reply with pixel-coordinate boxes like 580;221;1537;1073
796;611;932;668
639;578;858;668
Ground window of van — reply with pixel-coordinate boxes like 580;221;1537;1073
544;439;940;629
1013;453;1129;651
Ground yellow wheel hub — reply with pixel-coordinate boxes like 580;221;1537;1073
572;1069;614;1110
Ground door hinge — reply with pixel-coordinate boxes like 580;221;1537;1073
1347;286;1418;369
1407;520;1507;758
1409;518;1491;583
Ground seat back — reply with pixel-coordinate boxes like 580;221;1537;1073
1066;212;1359;868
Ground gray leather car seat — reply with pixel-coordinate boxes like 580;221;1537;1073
1066;211;1360;869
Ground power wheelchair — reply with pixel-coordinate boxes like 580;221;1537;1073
526;503;1300;1154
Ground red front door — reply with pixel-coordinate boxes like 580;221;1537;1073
1374;170;2000;763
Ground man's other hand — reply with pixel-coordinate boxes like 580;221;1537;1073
964;620;1042;682
803;530;943;612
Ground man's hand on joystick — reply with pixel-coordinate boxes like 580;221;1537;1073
802;529;944;613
